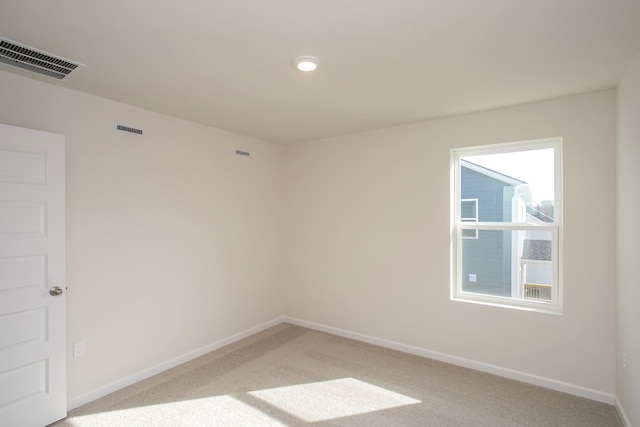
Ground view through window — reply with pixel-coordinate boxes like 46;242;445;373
452;139;562;313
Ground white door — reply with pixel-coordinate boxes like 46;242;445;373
0;124;66;427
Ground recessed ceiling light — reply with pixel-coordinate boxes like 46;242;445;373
293;56;320;72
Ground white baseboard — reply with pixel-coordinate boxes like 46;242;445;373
283;316;616;405
615;396;632;427
68;315;618;412
67;316;287;410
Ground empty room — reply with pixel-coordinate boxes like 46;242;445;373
0;1;639;426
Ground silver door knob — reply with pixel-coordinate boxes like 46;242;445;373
49;286;64;296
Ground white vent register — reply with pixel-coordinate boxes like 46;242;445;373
0;37;84;80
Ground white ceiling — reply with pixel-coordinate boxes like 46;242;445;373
1;1;639;144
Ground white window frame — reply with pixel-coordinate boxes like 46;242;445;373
460;199;478;239
451;138;563;314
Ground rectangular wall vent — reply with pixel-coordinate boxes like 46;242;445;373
116;124;143;135
235;150;250;157
0;37;84;80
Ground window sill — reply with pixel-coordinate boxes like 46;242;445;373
451;294;562;315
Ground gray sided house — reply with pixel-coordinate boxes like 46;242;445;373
460;160;530;298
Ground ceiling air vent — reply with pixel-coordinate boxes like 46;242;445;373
0;37;84;80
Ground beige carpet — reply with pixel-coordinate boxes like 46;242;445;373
51;323;622;426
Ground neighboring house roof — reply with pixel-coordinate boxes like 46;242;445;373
461;159;532;204
461;159;527;186
526;205;554;222
522;239;552;261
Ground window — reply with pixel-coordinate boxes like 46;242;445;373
460;199;478;239
451;138;562;313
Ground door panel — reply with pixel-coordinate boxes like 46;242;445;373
0;142;47;185
0;124;66;427
0;255;47;292
0;201;47;238
0;308;46;349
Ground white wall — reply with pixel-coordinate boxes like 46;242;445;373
617;50;640;426
285;91;617;396
0;67;621;406
0;70;286;400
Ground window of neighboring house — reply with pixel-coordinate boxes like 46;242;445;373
451;138;562;314
461;199;478;239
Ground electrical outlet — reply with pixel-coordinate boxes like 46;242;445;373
309;288;317;300
73;341;86;358
622;352;628;373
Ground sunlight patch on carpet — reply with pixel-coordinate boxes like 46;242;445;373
67;395;285;426
249;377;421;422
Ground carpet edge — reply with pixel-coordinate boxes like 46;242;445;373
67;316;288;411
283;316;616;406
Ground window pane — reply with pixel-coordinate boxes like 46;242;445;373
461;148;554;224
461;228;477;239
461;199;477;220
461;229;553;302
